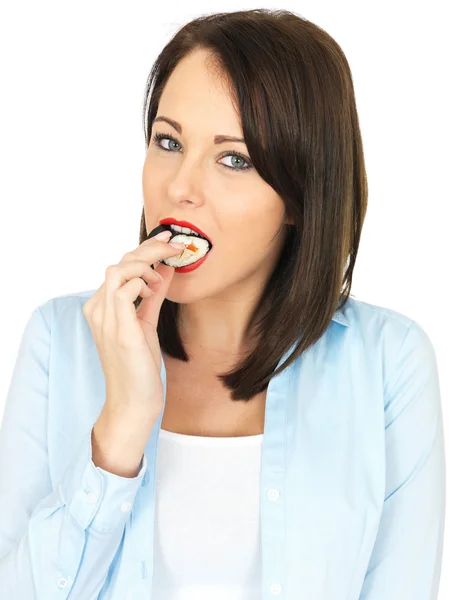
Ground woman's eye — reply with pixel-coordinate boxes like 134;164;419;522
154;134;181;151
218;154;251;170
152;133;252;172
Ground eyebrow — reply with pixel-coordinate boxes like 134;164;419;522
152;116;246;145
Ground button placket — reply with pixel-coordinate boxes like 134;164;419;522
267;488;280;501
57;576;68;589
269;582;283;594
121;500;132;513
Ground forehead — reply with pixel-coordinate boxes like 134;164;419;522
157;50;241;131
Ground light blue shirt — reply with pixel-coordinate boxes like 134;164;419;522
0;289;446;599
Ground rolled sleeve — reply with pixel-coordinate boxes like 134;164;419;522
58;425;147;533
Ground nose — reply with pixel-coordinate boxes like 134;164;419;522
166;157;206;207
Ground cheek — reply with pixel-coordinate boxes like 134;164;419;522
211;229;272;277
142;168;165;206
216;212;284;273
142;152;164;183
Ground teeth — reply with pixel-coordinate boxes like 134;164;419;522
170;224;206;239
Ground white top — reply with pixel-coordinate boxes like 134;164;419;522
151;428;264;600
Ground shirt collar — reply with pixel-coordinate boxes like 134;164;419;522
332;301;351;327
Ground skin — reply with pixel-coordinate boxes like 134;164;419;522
142;48;293;362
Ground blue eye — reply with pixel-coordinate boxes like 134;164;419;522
151;132;253;173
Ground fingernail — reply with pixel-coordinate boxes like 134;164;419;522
169;242;185;249
154;230;172;240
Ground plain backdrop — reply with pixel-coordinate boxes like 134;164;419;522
0;0;448;597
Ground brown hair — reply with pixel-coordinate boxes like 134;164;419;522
134;8;368;401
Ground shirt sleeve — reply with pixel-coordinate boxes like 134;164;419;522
359;320;446;599
0;304;148;599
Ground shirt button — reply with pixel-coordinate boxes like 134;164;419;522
57;577;68;589
121;501;132;513
86;491;98;503
267;488;280;501
269;582;283;594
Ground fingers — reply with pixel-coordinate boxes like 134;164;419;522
82;235;184;323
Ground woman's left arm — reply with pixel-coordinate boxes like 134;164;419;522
359;321;446;599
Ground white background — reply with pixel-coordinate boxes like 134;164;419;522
0;1;448;597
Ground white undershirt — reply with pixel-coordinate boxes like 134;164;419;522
151;428;264;600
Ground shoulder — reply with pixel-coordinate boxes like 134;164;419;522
343;294;434;344
34;289;96;328
30;290;97;358
341;296;438;394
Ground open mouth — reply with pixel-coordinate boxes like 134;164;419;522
146;223;213;268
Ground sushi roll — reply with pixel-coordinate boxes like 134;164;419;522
146;223;212;268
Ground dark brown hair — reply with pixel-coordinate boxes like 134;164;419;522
134;8;368;401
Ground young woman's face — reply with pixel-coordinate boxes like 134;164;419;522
142;48;292;305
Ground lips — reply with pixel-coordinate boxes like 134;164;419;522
159;218;212;245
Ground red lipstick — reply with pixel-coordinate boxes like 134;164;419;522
159;218;212;245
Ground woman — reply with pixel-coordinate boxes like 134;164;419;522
0;8;445;600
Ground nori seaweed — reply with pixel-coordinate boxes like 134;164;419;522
145;223;174;241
